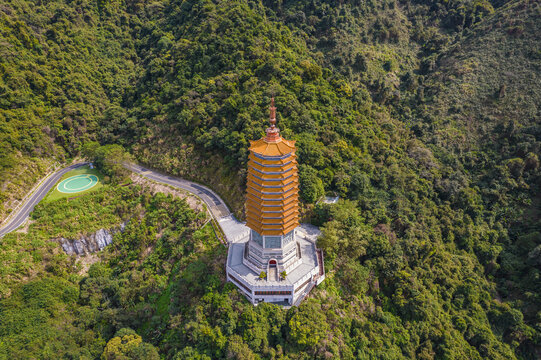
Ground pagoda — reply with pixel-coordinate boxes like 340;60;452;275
225;98;325;306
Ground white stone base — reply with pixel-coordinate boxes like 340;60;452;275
226;224;325;306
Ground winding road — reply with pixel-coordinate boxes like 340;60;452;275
0;163;88;237
0;162;232;238
125;163;231;219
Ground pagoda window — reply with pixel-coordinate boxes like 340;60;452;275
249;187;296;195
255;182;295;189
261;189;293;195
248;181;295;189
252;160;293;168
249;166;295;175
253;153;292;161
251;173;294;181
261;199;296;206
254;290;292;295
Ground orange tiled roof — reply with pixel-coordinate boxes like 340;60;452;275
248;137;296;157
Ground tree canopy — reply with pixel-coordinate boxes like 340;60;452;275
0;0;539;358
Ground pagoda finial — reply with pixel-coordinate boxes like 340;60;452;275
270;97;276;126
265;97;280;142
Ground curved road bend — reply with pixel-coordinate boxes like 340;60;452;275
125;163;231;219
0;163;232;238
0;163;88;238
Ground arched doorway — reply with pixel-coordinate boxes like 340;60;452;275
269;259;277;268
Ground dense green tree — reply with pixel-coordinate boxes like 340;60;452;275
298;164;325;203
288;301;329;350
102;328;159;360
91;144;131;181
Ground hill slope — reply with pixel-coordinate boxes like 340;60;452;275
0;0;539;358
420;0;541;151
0;0;138;218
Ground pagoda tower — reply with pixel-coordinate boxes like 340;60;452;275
244;98;300;271
225;97;325;306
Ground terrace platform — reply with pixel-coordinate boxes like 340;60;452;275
226;224;325;305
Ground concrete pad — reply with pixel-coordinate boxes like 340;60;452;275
219;215;250;243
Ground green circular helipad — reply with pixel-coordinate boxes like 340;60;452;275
57;174;99;194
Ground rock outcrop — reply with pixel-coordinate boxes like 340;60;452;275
58;224;125;256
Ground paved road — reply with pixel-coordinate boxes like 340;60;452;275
126;163;231;219
0;162;232;238
0;163;88;238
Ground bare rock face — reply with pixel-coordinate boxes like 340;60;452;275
58;225;124;256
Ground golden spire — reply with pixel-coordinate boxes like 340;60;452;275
265;97;280;142
270;97;276;126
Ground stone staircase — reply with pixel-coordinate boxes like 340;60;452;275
293;281;315;307
268;267;278;282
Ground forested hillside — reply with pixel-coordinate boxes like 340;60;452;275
0;0;138;218
0;0;540;358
